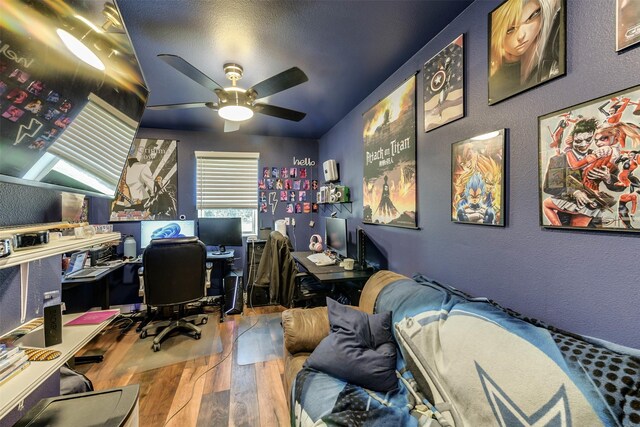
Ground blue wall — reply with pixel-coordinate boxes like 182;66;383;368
93;128;321;268
319;0;640;348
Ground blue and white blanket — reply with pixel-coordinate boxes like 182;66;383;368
291;275;640;426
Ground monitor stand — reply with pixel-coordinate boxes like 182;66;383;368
211;245;229;256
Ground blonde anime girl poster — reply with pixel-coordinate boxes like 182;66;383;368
488;0;566;105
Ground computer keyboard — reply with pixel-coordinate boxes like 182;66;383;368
306;253;336;266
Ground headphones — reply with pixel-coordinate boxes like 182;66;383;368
309;234;323;252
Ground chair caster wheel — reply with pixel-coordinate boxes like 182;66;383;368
201;317;208;325
140;330;147;339
152;343;160;352
194;332;201;340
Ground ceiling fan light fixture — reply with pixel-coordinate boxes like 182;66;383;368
56;28;105;71
218;105;253;122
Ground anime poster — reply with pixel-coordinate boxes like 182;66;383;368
110;139;178;221
363;75;417;228
423;34;464;132
538;85;640;231
617;0;640;51
488;0;566;105
451;130;505;226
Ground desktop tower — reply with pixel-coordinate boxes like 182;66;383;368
244;240;270;306
223;275;244;315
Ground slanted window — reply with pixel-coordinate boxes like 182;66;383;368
195;151;259;235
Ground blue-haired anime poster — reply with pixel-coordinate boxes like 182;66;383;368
363;75;417;229
110;138;178;221
451;130;505;226
539;85;640;231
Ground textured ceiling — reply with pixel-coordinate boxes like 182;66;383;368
117;0;473;139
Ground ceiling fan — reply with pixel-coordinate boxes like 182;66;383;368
146;54;309;132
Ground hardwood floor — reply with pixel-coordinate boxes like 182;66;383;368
75;305;289;427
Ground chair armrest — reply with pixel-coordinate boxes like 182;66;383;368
282;306;329;355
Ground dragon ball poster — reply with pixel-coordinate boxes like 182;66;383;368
451;130;505;226
363;75;417;229
539;85;640;231
424;34;464;132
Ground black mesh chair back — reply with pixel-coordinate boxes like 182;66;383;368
143;237;207;306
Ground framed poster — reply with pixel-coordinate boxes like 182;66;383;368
488;0;566;105
451;130;505;226
363;75;417;228
424;34;464;132
539;85;640;231
617;0;640;51
110;139;178;221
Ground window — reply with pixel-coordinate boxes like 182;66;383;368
195;151;259;235
24;93;137;195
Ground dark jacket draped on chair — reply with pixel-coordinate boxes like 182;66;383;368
255;231;297;307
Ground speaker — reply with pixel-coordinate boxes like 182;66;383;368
224;275;244;315
323;159;338;182
16;304;62;348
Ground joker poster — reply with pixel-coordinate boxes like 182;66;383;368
110;138;178;221
363;75;417;229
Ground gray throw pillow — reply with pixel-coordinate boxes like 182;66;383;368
304;298;397;392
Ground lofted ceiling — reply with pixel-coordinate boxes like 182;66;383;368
117;0;473;140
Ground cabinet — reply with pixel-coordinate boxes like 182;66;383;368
244;239;270;306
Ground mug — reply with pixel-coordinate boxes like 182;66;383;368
343;258;355;270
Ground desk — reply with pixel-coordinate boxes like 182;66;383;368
62;262;126;311
292;251;374;284
0;311;118;422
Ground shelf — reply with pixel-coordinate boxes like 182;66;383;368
319;202;352;213
0;233;121;270
0;311;119;421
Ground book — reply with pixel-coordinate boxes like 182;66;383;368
0;345;21;361
65;309;119;326
0;360;30;386
0;351;25;374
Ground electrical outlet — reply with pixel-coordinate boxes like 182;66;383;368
292;218;296;226
284;217;290;225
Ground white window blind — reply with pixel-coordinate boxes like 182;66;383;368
195;151;259;209
47;93;138;189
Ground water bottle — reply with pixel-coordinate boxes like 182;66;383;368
124;235;137;259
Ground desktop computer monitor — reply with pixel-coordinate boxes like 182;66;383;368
140;220;195;248
356;227;387;270
197;217;243;254
325;217;347;259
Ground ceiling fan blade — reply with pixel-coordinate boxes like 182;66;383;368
158;54;224;92
224;120;240;133
146;102;217;110
248;67;308;99
254;103;306;122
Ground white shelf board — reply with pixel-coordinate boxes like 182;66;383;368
0;233;121;270
0;311;119;420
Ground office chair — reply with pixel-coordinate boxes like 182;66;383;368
256;231;332;308
139;237;209;351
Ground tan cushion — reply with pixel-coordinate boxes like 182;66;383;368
282;307;330;354
359;270;408;314
284;352;310;403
